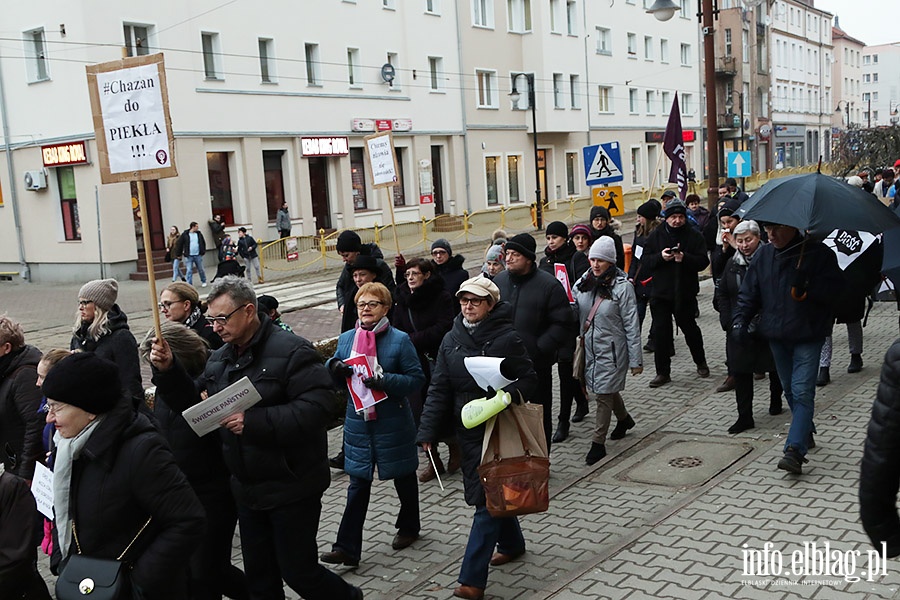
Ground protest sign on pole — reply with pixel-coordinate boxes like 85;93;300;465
363;131;402;255
86;53;177;340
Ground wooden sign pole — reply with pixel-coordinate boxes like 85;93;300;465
384;188;401;256
136;179;163;341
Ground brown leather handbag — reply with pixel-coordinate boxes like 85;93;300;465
477;403;550;518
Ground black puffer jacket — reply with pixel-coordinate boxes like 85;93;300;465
417;302;537;506
0;345;43;479
434;254;469;297
734;235;843;342
538;241;590;296
71;305;144;408
336;243;396;333
493;265;576;366
860;339;900;558
60;408;205;599
153;315;339;511
641;223;710;301
393;275;455;369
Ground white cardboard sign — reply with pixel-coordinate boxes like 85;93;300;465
364;131;400;188
31;462;55;519
182;377;262;437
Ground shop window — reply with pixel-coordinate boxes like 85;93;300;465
566;152;578;196
507;155;521;202
392;148;406;206
207;152;235;224
351;148;368;210
263;151;285;221
485;156;499;205
57;167;80;241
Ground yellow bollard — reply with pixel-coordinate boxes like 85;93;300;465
421;217;429;253
319;229;327;269
464;211;470;243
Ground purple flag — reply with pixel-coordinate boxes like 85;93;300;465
664;93;688;200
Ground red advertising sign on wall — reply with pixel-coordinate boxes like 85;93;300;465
375;119;393;131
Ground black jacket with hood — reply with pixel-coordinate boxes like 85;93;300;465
0;345;43;479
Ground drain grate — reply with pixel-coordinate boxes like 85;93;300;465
668;456;704;469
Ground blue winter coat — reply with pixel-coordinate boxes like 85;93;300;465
330;326;425;481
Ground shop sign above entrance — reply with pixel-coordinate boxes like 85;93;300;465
300;136;350;157
42;141;90;167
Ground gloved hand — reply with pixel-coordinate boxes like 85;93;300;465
791;268;809;301
508;390;522;405
329;360;353;379
730;324;750;346
395;254;406;268
362;376;386;390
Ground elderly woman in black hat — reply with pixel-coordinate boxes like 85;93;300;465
44;352;205;599
70;278;143;410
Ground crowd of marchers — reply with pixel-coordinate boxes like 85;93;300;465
4;172;900;600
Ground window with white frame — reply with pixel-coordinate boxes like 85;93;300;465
347;47;360;86
873;54;879;63
23;28;49;82
598;86;612;112
725;29;732;57
661;91;670;113
429;56;443;91
383;0;396;8
873;73;879;83
507;155;522;202
742;30;749;63
305;43;321;85
596;27;611;54
629;88;638;113
646;90;655;114
476;69;498;108
426;0;440;13
682;93;693;114
566;0;577;35
631;147;642;184
553;73;564;108
863;54;871;65
862;92;870;102
123;23;151;56
565;152;578;195
259;38;275;83
660;38;669;63
507;0;532;32
473;0;494;27
550;0;562;33
864;74;870;83
680;43;691;66
644;36;653;60
680;0;689;17
201;33;221;79
485;156;499;205
570;74;580;109
627;33;637;57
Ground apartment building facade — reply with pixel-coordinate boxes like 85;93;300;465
861;43;900;128
830;18;865;131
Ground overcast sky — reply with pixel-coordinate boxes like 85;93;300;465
815;0;897;47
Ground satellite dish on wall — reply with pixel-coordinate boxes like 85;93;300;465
381;63;396;86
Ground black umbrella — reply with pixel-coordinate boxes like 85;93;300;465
881;204;900;293
735;173;900;236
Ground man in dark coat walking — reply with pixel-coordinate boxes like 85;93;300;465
0;317;43;481
150;276;363;600
494;233;576;454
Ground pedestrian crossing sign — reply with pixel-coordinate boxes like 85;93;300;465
583;142;624;186
592;186;624;217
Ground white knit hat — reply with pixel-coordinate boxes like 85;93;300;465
589;237;617;263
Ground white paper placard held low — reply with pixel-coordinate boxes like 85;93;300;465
31;462;55;519
182;377;262;437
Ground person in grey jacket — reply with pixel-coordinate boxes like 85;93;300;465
276;203;291;238
573;237;643;466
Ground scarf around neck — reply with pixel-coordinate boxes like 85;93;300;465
53;415;105;557
351;316;390;420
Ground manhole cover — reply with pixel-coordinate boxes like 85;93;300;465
668;456;703;469
609;436;752;488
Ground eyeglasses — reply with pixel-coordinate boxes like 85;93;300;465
43;401;68;416
431;249;448;256
157;300;185;310
77;300;93;307
205;304;249;325
356;301;384;310
405;271;423;278
459;296;486;307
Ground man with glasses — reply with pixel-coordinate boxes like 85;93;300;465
732;222;842;475
159;282;223;349
149;275;363;600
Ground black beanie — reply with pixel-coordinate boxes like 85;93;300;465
590;205;610;222
664;199;687;217
718;198;742;218
42;353;121;415
637;199;661;220
351;254;379;274
545;221;568;239
505;233;537;262
336;230;362;253
257;295;279;312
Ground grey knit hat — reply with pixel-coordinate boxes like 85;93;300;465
78;278;119;311
589;237;617;263
431;238;453;255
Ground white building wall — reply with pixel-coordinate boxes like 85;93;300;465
861;44;900;127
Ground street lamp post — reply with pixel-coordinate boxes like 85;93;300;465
647;0;720;211
725;91;745;190
509;73;543;230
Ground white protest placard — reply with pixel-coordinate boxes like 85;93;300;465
31;462;55;519
182;377;262;437
364;131;400;189
86;53;177;184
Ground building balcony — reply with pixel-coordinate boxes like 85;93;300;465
715;56;737;77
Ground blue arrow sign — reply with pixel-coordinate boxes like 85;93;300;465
583;142;624;186
727;151;752;178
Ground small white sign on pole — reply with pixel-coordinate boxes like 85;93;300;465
31;462;55;519
364;131;400;189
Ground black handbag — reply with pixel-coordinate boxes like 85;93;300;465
55;516;151;600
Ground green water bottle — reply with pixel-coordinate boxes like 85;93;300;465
461;390;511;429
